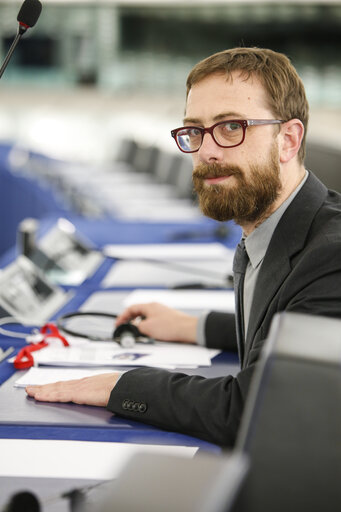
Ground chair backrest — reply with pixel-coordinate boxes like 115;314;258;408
233;311;341;512
305;141;341;192
98;451;248;512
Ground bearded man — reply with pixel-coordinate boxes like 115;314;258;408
26;48;341;447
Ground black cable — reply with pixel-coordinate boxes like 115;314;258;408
56;311;117;341
56;311;151;347
0;311;150;349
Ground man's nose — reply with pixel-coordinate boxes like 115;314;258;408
197;132;225;164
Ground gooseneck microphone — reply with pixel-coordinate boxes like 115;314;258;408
17;0;42;28
0;0;42;79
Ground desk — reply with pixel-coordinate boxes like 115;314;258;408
0;350;238;448
0;213;240;446
0;211;240;512
0;288;238;450
0;338;239;510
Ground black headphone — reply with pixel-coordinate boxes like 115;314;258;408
56;311;153;348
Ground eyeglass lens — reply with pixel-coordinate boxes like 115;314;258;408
176;121;244;152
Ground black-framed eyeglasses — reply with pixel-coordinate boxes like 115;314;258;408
171;119;285;153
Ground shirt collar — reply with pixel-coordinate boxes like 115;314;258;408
244;170;309;269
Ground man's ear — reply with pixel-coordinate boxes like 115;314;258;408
279;119;304;163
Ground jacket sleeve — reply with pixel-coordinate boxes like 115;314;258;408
205;311;237;351
106;362;253;448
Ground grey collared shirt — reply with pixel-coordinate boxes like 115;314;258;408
197;170;309;346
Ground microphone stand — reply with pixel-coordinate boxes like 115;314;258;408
0;24;28;79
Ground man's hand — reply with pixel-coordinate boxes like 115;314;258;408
26;372;120;406
115;302;198;344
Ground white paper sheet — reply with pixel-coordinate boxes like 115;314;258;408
21;341;218;369
103;243;234;260
0;439;198;480
14;367;122;388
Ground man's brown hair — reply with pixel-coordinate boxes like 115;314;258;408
186;47;309;163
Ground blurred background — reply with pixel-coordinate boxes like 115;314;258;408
0;0;340;255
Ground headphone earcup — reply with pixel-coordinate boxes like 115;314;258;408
113;323;141;348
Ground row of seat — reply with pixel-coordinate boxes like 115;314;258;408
7;138;199;223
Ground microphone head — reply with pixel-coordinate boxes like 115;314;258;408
17;0;42;28
5;491;41;512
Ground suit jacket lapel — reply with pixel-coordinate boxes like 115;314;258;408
243;173;328;368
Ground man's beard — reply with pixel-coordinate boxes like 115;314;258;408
192;145;282;225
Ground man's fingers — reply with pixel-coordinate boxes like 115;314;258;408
26;382;72;402
25;373;119;407
26;385;39;397
116;303;151;325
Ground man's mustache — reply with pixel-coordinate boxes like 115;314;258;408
193;163;243;179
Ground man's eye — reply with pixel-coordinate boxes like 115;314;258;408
224;122;241;131
186;128;201;137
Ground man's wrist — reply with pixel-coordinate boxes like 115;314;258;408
196;311;209;347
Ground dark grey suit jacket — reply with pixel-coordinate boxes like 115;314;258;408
107;172;341;447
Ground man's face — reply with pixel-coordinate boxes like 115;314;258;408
185;72;282;225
